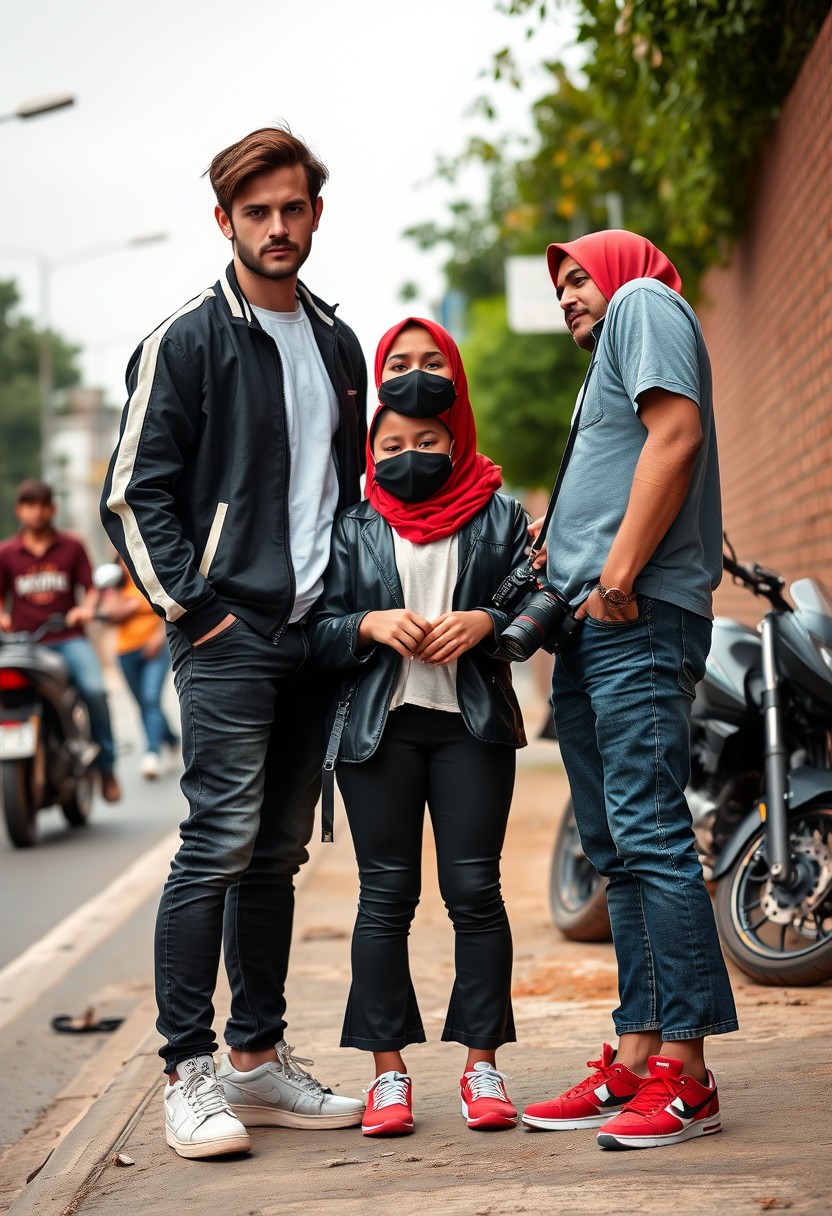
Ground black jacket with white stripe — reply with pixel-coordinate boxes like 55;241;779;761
100;263;367;644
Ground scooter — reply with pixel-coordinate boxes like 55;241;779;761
548;542;832;986
1;615;100;848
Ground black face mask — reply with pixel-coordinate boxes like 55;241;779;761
373;450;453;503
377;370;456;418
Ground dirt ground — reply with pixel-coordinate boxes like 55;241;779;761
7;755;832;1216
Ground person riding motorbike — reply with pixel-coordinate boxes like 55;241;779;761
0;479;121;802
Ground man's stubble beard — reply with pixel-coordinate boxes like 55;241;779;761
233;232;312;283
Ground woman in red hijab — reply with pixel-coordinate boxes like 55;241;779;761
310;318;530;1137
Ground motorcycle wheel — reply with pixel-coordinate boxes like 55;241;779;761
714;802;832;986
549;798;612;942
2;759;37;848
61;772;93;828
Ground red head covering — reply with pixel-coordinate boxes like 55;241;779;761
367;317;502;544
546;229;682;300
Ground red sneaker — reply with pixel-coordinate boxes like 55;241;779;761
460;1062;517;1130
361;1071;414;1136
596;1055;721;1150
521;1043;646;1130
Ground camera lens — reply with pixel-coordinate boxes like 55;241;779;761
497;586;568;662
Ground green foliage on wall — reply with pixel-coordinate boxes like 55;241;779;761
409;0;829;485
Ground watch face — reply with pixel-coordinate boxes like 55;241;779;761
602;587;629;607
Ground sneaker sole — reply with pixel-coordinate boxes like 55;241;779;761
521;1110;621;1131
597;1118;722;1150
165;1126;251;1159
461;1100;517;1130
230;1103;364;1130
361;1118;414;1136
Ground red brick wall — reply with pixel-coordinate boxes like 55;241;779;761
698;11;832;625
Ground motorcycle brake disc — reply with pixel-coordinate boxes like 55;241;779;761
760;833;832;925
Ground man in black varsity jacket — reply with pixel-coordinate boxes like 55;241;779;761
101;126;367;1160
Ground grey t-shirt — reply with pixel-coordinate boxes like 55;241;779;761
546;278;722;619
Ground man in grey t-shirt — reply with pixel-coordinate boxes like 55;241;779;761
521;231;737;1152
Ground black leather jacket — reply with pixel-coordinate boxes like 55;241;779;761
308;492;530;762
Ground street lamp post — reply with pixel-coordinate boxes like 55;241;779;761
0;93;76;125
0;234;168;477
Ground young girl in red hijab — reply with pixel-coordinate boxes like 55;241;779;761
310;318;530;1136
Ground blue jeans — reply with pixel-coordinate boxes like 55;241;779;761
552;597;738;1041
118;646;177;755
44;637;116;773
157;618;328;1072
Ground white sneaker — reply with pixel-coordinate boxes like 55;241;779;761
164;1054;251;1159
217;1041;365;1129
141;751;160;779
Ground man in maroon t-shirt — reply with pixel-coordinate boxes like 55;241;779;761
0;479;121;801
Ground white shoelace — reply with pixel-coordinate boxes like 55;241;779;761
183;1072;232;1120
463;1066;510;1101
366;1072;411;1109
276;1042;327;1093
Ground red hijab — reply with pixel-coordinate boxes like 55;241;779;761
546;229;682;300
366;317;503;544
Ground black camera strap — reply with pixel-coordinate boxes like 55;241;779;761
527;359;597;564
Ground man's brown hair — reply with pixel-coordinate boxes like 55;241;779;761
15;478;54;505
207;125;329;216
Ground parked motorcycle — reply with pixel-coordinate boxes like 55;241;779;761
549;542;832;986
1;615;100;848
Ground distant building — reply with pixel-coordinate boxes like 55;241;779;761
51;387;120;562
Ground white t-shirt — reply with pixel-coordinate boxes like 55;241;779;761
390;531;460;714
251;302;340;622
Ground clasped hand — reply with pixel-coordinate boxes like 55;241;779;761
358;609;493;665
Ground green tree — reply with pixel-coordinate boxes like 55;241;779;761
0;280;80;535
406;0;829;485
493;0;830;270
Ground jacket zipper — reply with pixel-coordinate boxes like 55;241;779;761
262;334;295;645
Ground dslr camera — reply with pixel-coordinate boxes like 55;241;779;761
492;562;579;661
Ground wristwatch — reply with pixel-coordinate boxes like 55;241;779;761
596;582;637;608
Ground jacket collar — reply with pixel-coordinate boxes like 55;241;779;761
218;262;337;330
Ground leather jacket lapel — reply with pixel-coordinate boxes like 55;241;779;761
361;514;403;607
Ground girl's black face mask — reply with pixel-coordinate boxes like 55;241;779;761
377;370;456;418
373;450;453;503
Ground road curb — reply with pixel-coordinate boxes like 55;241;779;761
7;1025;160;1216
6;817;332;1215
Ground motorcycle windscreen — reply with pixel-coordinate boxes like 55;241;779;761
780;578;832;707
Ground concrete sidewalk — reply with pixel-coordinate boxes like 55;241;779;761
6;740;832;1216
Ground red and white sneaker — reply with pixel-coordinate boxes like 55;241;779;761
361;1071;414;1136
460;1062;517;1130
521;1043;646;1130
597;1055;721;1150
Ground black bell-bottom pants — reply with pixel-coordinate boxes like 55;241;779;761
336;704;517;1052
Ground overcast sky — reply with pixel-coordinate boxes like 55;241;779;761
0;0;580;410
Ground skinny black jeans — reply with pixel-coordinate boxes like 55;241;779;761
157;620;326;1072
337;704;517;1052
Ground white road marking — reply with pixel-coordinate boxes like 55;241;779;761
0;829;179;1032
